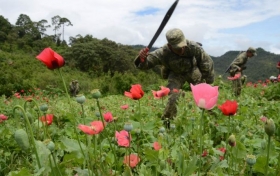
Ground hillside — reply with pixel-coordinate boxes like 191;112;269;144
212;48;280;82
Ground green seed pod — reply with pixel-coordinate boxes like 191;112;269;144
14;129;30;150
159;160;166;169
91;89;102;99
246;155;256;166
264;118;275;136
124;123;133;132
40;104;48;112
47;141;55;152
159;127;165;133
76;95;86;104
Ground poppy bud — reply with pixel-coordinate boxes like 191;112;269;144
95;112;101;117
124;123;133;132
228;134;236;147
91;89;102;99
240;135;246;142
40;104;48;112
246;155;256;166
264;118;275;136
47;141;55;152
76;95;86;104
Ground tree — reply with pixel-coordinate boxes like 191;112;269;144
51;15;61;36
0;15;12;43
58;17;73;42
34;19;51;38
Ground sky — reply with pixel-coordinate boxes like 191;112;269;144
0;0;280;57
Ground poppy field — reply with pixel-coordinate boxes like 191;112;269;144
0;48;280;176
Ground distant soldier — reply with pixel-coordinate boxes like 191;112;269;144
69;80;80;97
134;28;214;127
227;47;257;96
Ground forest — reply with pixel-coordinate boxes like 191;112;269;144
0;14;279;96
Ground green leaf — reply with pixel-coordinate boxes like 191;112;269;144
8;167;32;176
253;155;266;174
60;136;86;153
232;140;246;158
184;157;198;176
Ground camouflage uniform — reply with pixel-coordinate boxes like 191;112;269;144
134;28;214;121
69;80;80;97
229;47;257;96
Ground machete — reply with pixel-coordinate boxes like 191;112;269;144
147;0;179;49
136;0;179;64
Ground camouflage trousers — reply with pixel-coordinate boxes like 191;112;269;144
161;71;202;121
232;78;242;96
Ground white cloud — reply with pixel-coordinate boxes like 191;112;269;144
0;0;280;56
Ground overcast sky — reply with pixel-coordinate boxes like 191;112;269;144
1;0;280;56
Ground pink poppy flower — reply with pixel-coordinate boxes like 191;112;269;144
115;130;131;147
172;88;179;93
103;112;114;122
36;47;65;70
153;142;161;151
121;104;129;110
190;83;219;110
227;73;241;80
123;154;140;168
152;86;170;99
0;114;8;121
260;116;267;122
40;114;54;125
78;121;105;135
124;84;144;100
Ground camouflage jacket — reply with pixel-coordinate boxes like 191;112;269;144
134;40;214;81
230;52;248;72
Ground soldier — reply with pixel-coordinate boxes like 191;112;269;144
227;47;257;96
134;28;214;127
69;80;80;97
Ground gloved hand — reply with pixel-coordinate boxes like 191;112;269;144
139;47;149;62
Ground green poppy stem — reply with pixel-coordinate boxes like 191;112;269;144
96;98;117;170
265;135;271;176
198;109;205;176
57;68;86;161
13;105;42;169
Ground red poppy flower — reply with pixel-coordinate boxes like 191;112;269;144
218;147;226;161
40;114;54;125
0;114;8;121
153;142;161;151
202;150;208;157
115;130;131;147
103;112;114;122
78;121;105;135
36;48;65;70
123;154;140;168
218;100;238;116
152;86;170;99
124;84;144;100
